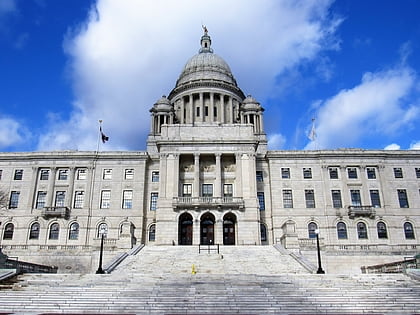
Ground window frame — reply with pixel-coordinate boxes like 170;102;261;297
357;222;368;239
103;169;112;180
3;223;14;240
303;168;312;179
14;169;23;180
124;169;134;180
58;169;68;180
282;189;293;208
308;222;318;239
331;190;342;208
347;167;358;179
122;190;133;209
73;191;85;209
100;190;111;209
370;190;381;208
256;170;264;182
182;184;192;197
77;169;87;180
257;192;265;211
377;222;388;239
350;190;362;206
337;222;348;239
393;167;403;179
151;171;159;182
397;189;409;208
29;222;40;240
48;223;60;240
223;184;233;197
404;222;415;239
9;191;20;209
150;192;158;211
329;167;338;179
202;184;213;197
40;169;49;180
366;167;376;179
36;191;47;209
281;168;290;179
68;222;79;240
305;189;316;208
54;191;66;207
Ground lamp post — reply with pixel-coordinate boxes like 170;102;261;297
314;229;325;274
96;226;107;274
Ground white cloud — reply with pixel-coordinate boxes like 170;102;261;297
37;0;340;151
268;133;286;150
384;143;401;150
305;67;420;150
0;116;25;149
409;141;420;150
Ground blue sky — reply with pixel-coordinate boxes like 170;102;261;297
1;0;420;152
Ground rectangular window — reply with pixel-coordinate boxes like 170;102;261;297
58;169;68;180
150;192;158;211
331;190;342;208
204;106;209;116
36;191;47;209
9;191;20;208
257;192;265;210
370;190;381;208
122;190;133;209
77;169;87;180
397;189;409;208
214;106;217;117
223;184;233;197
415;168;420;179
100;190;111;209
394;167;403;178
196;107;200;117
347;167;358;179
73;191;84;209
182;184;192;197
281;168;290;179
256;170;263;182
55;191;66;207
40;169;49;180
283;190;293;208
303;168;312;179
305;189;315;208
125;169;134;180
202;184;213;197
14;169;23;180
329;167;338;179
366;167;376;179
350;190;362;206
103;169;112;180
151;171;159;182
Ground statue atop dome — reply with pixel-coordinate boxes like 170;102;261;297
202;24;208;35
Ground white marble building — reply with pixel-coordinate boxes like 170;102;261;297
0;30;419;271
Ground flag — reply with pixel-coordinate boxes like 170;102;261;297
308;118;316;141
100;126;109;143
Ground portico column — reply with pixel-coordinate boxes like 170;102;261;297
220;94;225;123
47;168;57;207
173;154;180;197
215;153;222;197
65;167;76;208
193;153;200;197
199;93;204;122
180;98;185;124
190;94;194;123
210;92;214;122
229;97;234;123
159;154;168;198
28;167;39;210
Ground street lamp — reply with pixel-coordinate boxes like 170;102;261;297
96;225;107;274
314;229;325;274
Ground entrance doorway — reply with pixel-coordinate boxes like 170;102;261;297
179;213;193;245
223;213;236;245
200;212;215;245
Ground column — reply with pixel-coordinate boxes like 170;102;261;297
47;167;57;207
235;153;243;197
220;94;225;124
190;94;194;124
210;92;214;122
180;97;185;124
215;153;222;197
150;113;155;133
199;93;204;122
229;97;234;123
159;154;168;198
193;153;200;197
65;167;76;208
28;167;39;210
259;113;264;133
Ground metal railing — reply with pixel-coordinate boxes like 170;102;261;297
2;257;58;274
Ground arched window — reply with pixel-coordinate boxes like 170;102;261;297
377;222;388;239
308;222;318;239
337;222;347;239
3;223;14;240
260;223;267;242
48;223;60;240
97;223;108;237
68;222;79;240
404;222;415;240
29;222;40;240
149;224;156;242
357;222;368;239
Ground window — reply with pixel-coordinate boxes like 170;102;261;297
151;171;159;182
214;106;217;117
257;192;265;211
256;170;263;182
260;223;267;242
331;190;342;208
122;190;133;209
305;189;315;208
370;190;381;208
308;222;318;239
282;190;293;208
3;223;14;240
55;191;66;207
394;167;403;178
73;191;84;209
223;184;233;197
97;223;108;237
377;222;388;239
36;191;47;209
103;169;112;180
9;191;20;209
58;169;68;180
100;190;111;209
329;167;338;179
204;106;209;116
77;169;87;180
150;192;158;211
404;222;415;239
202;184;213;197
196;107;200;117
303;168;312;179
415;168;420;179
337;222;347;239
14;169;23;180
125;169;134;180
397;189;409;208
0;169;2;180
49;223;60;240
347;167;358;179
357;222;368;239
69;222;79;240
366;167;376;179
29;222;40;240
40;169;49;180
182;184;192;197
281;168;290;179
149;224;156;242
350;190;361;206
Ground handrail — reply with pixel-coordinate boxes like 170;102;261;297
198;244;220;254
361;258;418;274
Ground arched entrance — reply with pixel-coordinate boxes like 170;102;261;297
178;213;193;245
223;213;236;245
200;212;215;245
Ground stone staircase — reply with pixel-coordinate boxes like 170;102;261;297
0;245;419;314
